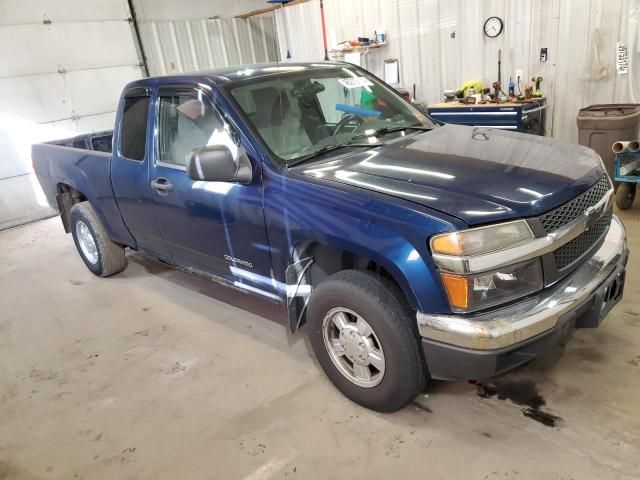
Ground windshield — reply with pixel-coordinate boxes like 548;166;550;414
226;65;436;164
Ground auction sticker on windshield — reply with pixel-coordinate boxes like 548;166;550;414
338;77;374;89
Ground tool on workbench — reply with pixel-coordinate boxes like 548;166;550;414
508;76;515;97
442;89;457;102
490;50;510;102
532;76;543;97
461;80;483;98
524;83;533;99
492;81;501;99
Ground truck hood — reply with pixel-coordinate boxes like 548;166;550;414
295;124;605;225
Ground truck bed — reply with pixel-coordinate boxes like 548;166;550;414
32;139;133;247
47;130;113;153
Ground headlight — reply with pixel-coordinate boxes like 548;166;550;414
430;220;541;312
430;220;533;256
440;258;543;312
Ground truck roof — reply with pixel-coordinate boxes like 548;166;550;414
129;61;347;88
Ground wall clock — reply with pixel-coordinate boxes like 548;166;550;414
483;16;504;38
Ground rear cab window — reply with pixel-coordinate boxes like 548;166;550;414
119;89;150;161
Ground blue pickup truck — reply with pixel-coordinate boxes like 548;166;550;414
33;62;628;412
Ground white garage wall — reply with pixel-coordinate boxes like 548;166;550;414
131;0;269;21
274;0;324;62
136;15;279;76
0;0;143;230
131;0;279;76
276;0;640;143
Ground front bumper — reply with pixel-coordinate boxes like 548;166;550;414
417;214;628;380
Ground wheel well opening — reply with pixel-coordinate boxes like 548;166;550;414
289;242;414;333
56;183;87;233
306;243;399;292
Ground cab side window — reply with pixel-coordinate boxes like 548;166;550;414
157;93;233;167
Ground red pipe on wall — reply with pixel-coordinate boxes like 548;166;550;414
320;0;329;60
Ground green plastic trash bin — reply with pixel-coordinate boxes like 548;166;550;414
577;104;640;180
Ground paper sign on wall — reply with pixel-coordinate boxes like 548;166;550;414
338;77;374;89
384;59;399;85
617;42;629;75
343;52;361;66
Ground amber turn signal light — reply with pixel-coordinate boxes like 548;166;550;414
440;273;469;309
431;232;463;255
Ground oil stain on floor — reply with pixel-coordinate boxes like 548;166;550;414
472;379;562;428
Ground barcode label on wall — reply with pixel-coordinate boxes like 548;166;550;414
617;42;629;75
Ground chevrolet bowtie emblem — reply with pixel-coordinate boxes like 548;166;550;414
584;202;604;230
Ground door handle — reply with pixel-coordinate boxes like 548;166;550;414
150;177;174;194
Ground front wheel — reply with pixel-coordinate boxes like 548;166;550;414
615;182;636;210
69;202;127;277
307;270;426;412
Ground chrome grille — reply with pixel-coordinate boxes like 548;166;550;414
553;210;612;270
539;175;611;232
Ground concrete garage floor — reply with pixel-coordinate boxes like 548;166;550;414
1;210;639;480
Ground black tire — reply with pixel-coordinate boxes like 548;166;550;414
69;202;127;277
615;182;636;210
307;270;426;412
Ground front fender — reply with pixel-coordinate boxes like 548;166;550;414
293;229;449;314
265;169;462;322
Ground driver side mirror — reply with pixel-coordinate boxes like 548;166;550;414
186;145;252;183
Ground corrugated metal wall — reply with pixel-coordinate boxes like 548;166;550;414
274;0;324;62
276;0;640;143
0;0;143;230
136;15;279;76
131;0;268;21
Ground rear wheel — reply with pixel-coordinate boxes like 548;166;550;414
69;202;127;277
615;182;636;210
307;270;426;412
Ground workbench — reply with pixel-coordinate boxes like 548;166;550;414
427;98;546;135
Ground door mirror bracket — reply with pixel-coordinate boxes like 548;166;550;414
186;145;252;183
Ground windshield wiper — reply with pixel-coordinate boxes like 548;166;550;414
287;139;382;168
350;125;434;143
376;125;434;135
287;125;432;168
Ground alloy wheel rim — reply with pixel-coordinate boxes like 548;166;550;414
322;307;385;388
76;221;99;265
